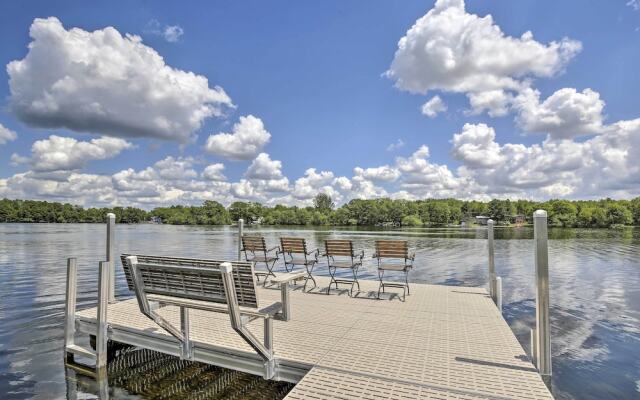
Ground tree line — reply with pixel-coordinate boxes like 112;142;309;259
1;195;639;228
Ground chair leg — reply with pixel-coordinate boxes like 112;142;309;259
327;266;337;295
405;269;410;296
377;269;384;299
304;264;316;291
349;266;360;297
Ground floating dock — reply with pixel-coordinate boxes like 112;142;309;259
75;276;553;400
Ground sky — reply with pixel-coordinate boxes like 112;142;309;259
0;0;639;209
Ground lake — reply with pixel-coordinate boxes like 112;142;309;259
0;223;639;399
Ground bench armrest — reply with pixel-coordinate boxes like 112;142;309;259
259;301;283;317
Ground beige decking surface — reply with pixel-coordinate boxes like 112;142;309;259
76;276;553;400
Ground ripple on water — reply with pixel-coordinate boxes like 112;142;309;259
0;223;639;399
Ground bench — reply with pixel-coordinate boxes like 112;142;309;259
124;255;304;379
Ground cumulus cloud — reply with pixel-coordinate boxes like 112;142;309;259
7;17;232;142
245;153;283;180
421;95;447;118
204;115;271;160
354;165;400;182
15;135;134;172
292;168;335;200
467;90;512;117
0;123;18;145
202;163;226;181
451;123;505;168
451;120;640;197
386;0;581;96
514;87;606;139
386;0;581;121
154;156;198;180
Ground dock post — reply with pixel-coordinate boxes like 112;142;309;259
106;213;116;303
533;210;552;386
237;218;244;261
64;258;78;362
487;219;497;303
495;276;502;313
96;261;110;370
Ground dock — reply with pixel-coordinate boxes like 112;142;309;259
75;276;553;399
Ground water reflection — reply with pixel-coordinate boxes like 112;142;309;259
0;224;639;399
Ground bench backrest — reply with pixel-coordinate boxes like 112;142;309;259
280;237;307;255
242;235;268;252
122;254;258;308
324;239;354;257
375;240;409;259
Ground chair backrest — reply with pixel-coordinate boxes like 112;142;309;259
121;254;259;308
375;240;409;259
324;239;354;257
280;237;307;255
242;235;267;253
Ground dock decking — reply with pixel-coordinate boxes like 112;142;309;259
75;276;553;400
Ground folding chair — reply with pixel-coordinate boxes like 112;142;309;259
373;240;415;300
323;239;364;296
279;237;319;291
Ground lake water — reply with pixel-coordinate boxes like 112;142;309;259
0;223;639;399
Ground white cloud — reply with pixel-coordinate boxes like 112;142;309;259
292;168;335;200
514;87;606;139
245;153;283;180
451;123;505;168
204;115;271;160
144;20;185;43
386;139;405;151
0;124;17;145
16;135;133;172
421;95;447;118
386;0;581;121
467;90;512;117
154;156;198;180
7;17;232;143
396;145;463;193
354;165;400;182
202;163;226;181
451;120;640;198
628;0;640;11
163;25;184;42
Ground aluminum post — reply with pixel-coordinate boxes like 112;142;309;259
487;219;497;302
96;261;110;369
533;210;552;384
64;258;78;362
106;213;116;303
237;219;244;261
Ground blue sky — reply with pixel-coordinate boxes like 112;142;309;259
0;0;639;208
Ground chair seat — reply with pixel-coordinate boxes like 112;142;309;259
285;256;317;265
378;263;410;271
248;255;278;263
329;261;360;269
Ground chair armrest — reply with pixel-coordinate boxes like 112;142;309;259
357;250;365;260
372;253;378;259
267;246;280;254
307;248;320;256
271;271;306;284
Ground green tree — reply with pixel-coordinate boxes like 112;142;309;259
313;193;335;213
401;215;423;227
